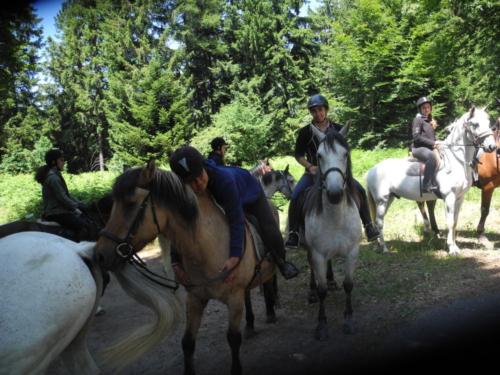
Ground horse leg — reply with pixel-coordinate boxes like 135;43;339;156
416;201;431;233
426;200;440;236
244;290;256;338
182;294;207;375
342;254;356;335
227;292;244;375
444;193;460;255
263;275;277;323
477;185;494;249
307;249;319;303
327;259;338;290
311;253;329;341
375;196;393;253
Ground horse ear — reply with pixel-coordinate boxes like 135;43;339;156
141;159;156;185
284;164;289;173
468;106;476;120
339;120;351;138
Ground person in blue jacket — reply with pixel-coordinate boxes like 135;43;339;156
169;146;299;282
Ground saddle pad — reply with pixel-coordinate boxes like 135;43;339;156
246;220;268;262
405;162;424;177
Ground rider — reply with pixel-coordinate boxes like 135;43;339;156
284;94;380;248
411;96;442;193
169;146;299;282
35;148;92;241
207;137;229;166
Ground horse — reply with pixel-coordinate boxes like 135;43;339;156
260;166;296;199
415;123;500;248
0;232;103;374
301;125;362;340
367;107;497;254
95;161;277;375
0;192;113;241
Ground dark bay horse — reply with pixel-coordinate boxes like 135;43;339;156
0;193;113;241
95;162;277;375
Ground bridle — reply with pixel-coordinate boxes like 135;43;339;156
317;139;347;191
99;192;161;260
98;192;179;290
463;119;493;148
276;170;295;197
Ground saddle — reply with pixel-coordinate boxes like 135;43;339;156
406;152;442;177
245;215;271;263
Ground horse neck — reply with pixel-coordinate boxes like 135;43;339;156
443;120;475;176
164;193;229;272
261;177;278;198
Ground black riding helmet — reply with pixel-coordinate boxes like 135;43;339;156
45;148;64;166
169;146;205;183
210;137;228;151
307;94;329;110
416;97;432;112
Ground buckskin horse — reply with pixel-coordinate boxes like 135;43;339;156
95;161;278;375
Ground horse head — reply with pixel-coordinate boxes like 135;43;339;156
95;160;198;271
464;106;497;153
317;125;354;204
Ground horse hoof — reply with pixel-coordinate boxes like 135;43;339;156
448;247;460;256
308;292;319;304
266;315;277;324
315;326;329;341
478;235;493;250
327;280;339;291
343;321;355;335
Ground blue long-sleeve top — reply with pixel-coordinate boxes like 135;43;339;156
204;159;263;257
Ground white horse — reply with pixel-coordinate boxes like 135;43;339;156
302;125;362;340
0;232;103;375
367;107;497;254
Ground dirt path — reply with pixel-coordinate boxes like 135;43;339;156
82;238;500;375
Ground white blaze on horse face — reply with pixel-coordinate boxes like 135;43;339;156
318;141;346;195
469;109;496;152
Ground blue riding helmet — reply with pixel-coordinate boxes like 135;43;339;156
307;94;329;110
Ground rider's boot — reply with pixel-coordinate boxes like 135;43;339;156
358;186;380;242
274;256;299;280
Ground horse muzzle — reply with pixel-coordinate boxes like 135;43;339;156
326;189;343;204
483;143;497;153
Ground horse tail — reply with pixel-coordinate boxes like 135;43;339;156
99;262;183;371
366;172;376;223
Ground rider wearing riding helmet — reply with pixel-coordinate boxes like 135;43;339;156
35;148;91;241
284;94;380;248
207;136;229;166
411;96;442;193
169;146;299;282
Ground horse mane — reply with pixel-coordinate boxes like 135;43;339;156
303;129;358;216
112;166;199;226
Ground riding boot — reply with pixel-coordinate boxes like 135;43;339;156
273;255;299;280
422;159;438;192
358;189;380;242
285;198;300;248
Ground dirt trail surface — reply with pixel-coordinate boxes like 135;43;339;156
76;239;500;375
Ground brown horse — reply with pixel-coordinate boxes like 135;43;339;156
95;161;276;375
416;123;500;248
0;193;113;241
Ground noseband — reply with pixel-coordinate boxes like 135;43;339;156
99;192;161;260
321;166;346;190
464;120;493;148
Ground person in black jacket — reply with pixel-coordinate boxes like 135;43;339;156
284;94;380;248
411;96;442;193
207;137;229;166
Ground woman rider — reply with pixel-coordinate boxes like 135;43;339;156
169;146;299;282
411;96;442;193
285;94;380;248
35;148;92;241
